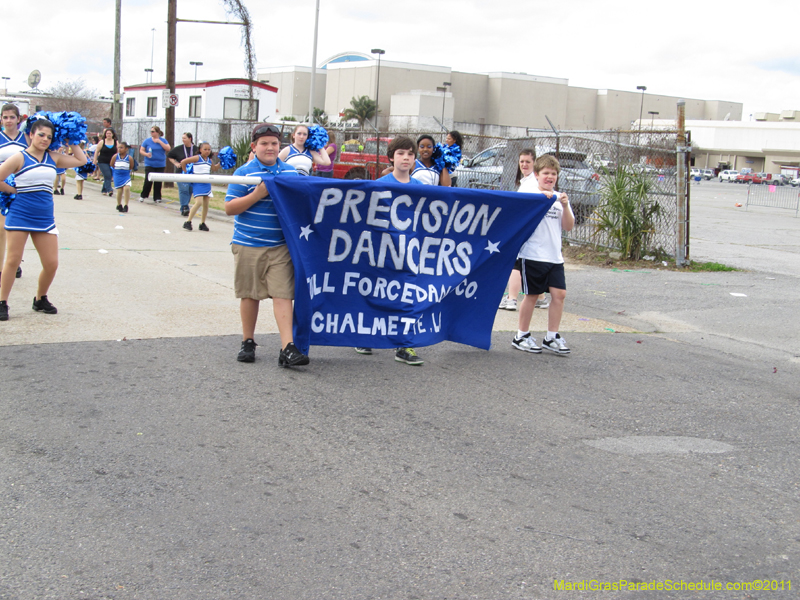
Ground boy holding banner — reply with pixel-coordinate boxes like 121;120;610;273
512;155;575;355
354;136;425;365
224;124;310;367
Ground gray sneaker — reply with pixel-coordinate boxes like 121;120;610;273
535;294;551;309
512;332;541;353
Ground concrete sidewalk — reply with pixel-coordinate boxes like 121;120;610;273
0;176;630;346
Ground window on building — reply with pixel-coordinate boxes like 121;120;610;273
189;96;202;118
146;97;158;117
125;98;136;117
223;97;259;120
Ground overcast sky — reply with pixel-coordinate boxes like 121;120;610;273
5;0;798;121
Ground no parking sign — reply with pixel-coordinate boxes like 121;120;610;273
161;89;179;108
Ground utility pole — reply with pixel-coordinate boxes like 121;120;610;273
165;0;177;185
113;0;122;127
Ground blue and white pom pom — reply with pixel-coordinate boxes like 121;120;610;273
0;174;16;216
305;126;329;152
25;111;88;151
433;143;461;174
218;146;237;170
76;160;95;177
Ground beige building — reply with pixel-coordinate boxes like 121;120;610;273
258;52;742;133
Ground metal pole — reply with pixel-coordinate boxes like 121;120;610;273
113;0;122;128
371;49;385;180
676;99;688;266
308;0;320;122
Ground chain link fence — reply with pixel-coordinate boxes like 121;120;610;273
121;118;255;151
119;118;684;256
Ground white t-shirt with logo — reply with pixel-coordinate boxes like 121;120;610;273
517;178;565;264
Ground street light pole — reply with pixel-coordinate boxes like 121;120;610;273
1;76;9;95
636;85;647;140
648;110;659;128
144;68;154;84
440;81;451;140
371;48;385;180
190;61;204;81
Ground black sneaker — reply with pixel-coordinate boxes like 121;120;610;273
15;266;22;278
76;194;83;200
123;205;129;213
180;206;190;216
32;295;58;314
237;338;257;362
279;342;310;367
198;222;209;231
395;347;424;365
183;221;192;231
116;204;122;212
0;300;8;321
354;347;372;355
73;194;80;199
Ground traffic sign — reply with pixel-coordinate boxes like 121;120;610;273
161;90;179;108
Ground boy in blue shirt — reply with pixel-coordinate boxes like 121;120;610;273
225;124;309;367
355;136;424;365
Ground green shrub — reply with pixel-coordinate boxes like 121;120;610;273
593;166;660;260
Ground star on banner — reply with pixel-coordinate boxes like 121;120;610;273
485;240;500;254
299;225;313;240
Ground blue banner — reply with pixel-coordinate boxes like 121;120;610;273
265;178;553;354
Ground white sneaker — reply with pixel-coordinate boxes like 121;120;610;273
542;334;570;355
512;332;541;353
498;296;509;310
535;295;550;309
505;298;517;311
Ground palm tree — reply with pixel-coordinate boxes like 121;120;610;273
342;96;377;128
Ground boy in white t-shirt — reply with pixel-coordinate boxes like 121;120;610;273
512;155;575;355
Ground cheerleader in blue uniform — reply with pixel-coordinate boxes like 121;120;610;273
111;142;134;212
411;135;451;186
180;142;220;231
277;124;330;176
0;118;86;321
1;103;29;281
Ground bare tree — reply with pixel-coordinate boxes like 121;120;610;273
41;79;109;122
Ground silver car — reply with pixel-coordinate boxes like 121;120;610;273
452;143;601;224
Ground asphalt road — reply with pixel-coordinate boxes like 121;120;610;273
1;176;798;600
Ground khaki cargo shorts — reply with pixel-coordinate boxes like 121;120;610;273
232;243;295;300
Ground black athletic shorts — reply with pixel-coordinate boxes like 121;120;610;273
516;258;566;295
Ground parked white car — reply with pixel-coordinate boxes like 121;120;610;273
690;168;701;179
719;169;739;182
791;177;800;187
701;169;715;180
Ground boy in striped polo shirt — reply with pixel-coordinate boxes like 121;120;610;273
225;124;309;367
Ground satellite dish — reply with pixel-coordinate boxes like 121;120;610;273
28;70;41;89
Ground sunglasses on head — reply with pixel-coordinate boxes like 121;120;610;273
252;125;280;140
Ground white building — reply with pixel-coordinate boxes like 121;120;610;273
649;117;800;176
121;78;278;148
123;78;277;122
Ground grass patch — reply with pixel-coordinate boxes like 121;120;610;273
563;245;738;272
684;260;738;272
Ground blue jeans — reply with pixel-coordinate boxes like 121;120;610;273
178;182;192;209
98;163;113;194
